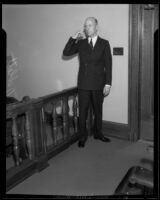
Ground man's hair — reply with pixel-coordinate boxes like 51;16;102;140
85;17;98;25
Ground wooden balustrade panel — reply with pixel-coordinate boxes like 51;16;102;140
52;102;58;145
73;95;78;133
42;103;54;148
6;87;83;192
62;97;70;139
41;106;48;152
12;115;20;166
25;111;33;160
60;100;65;140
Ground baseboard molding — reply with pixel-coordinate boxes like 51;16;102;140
6;159;37;192
102;120;130;140
47;133;80;160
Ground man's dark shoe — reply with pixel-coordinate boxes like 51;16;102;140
78;140;86;148
94;134;111;142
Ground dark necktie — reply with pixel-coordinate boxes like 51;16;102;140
89;39;93;49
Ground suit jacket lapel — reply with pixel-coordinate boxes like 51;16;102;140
83;38;92;61
81;37;102;62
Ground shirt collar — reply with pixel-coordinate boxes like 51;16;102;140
88;35;98;43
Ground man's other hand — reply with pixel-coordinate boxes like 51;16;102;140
103;85;111;97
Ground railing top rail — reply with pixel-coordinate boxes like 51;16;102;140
40;87;78;102
6;87;78;119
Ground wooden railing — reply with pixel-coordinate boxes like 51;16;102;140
6;87;93;192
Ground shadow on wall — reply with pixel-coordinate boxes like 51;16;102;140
61;53;80;88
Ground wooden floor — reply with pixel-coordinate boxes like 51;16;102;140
7;137;153;196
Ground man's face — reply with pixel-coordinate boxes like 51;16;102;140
84;18;97;37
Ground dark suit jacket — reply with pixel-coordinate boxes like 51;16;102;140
63;36;112;90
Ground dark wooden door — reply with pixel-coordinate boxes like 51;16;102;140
139;4;159;141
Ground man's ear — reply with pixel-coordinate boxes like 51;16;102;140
95;24;98;33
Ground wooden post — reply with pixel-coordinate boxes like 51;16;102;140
12;115;20;166
52;102;57;145
73;95;78;134
62;97;69;139
41;107;48;153
60;99;65;140
25;111;33;160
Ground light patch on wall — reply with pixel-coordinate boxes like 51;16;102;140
56;79;64;91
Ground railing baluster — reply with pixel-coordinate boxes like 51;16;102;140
12;115;20;166
25;111;33;160
6;87;81;192
62;97;69;139
41;107;48;152
73;95;78;133
52;102;57;145
60;99;65;140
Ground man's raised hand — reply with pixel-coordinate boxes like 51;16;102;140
72;31;85;40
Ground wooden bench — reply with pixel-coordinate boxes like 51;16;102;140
114;166;153;195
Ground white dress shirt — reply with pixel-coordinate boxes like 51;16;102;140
88;35;98;48
88;35;111;89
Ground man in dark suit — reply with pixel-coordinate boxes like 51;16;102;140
63;17;112;147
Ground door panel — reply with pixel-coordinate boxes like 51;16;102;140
140;5;158;141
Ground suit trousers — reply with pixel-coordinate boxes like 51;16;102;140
78;89;104;141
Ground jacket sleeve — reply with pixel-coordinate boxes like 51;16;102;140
104;41;112;86
63;37;79;56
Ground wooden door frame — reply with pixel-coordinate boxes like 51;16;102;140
128;4;157;141
128;4;142;141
